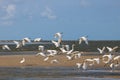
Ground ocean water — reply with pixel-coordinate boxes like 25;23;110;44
0;67;120;80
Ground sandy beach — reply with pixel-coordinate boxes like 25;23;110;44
0;53;111;68
0;52;120;79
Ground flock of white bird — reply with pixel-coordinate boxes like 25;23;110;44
0;32;120;71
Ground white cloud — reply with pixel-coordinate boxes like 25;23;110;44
80;0;90;8
2;4;16;20
0;4;16;26
41;7;56;20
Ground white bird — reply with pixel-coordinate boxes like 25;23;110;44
52;38;62;47
113;55;120;61
74;52;81;59
102;54;113;64
20;58;25;64
93;58;100;64
43;57;49;61
97;47;105;54
110;63;119;71
66;55;73;60
38;45;44;52
54;32;62;39
106;46;118;52
22;37;31;46
59;45;68;53
66;44;75;55
47;50;58;56
79;36;88;45
36;52;46;57
50;59;59;64
13;40;22;48
82;62;87;70
64;45;70;51
2;45;11;50
76;63;82;69
85;58;94;66
34;38;41;42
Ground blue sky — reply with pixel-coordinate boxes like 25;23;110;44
0;0;120;40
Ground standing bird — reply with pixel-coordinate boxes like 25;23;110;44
79;36;88;45
82;61;87;70
2;45;11;50
20;58;25;64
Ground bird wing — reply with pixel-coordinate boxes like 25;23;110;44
113;46;118;50
79;39;82;44
97;48;102;53
84;39;88;45
51;40;59;47
106;47;112;52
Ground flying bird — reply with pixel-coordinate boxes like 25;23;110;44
59;47;68;53
36;52;46;57
54;32;62;39
34;38;41;42
66;44;75;55
97;47;105;54
93;58;100;64
79;36;88;45
102;54;113;64
22;37;31;46
13;40;23;48
50;59;59;64
43;57;49;61
106;46;118;53
52;38;62;47
2;45;11;50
